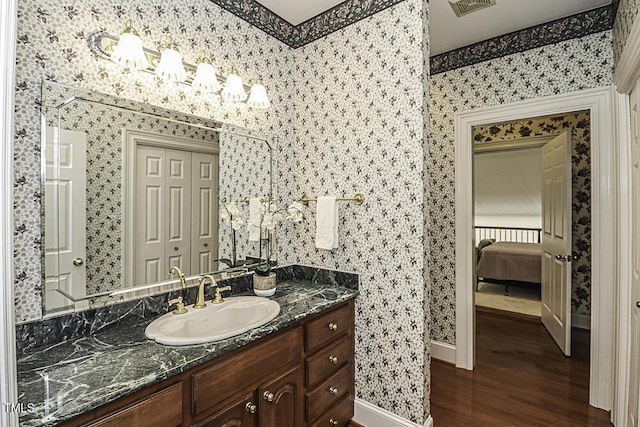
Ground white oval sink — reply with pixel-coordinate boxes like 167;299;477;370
145;296;280;346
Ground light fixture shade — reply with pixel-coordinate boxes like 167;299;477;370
110;21;148;70
221;69;247;102
155;45;187;83
247;81;270;109
192;61;221;93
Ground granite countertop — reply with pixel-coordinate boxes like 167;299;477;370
17;280;358;426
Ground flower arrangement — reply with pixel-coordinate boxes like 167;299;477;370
248;199;304;276
218;197;245;269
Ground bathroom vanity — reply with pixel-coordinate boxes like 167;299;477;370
17;274;358;427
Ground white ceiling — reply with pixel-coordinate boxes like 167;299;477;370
256;0;612;54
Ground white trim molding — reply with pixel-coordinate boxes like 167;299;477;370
353;398;433;427
455;86;616;411
0;0;18;426
430;340;456;364
572;314;591;331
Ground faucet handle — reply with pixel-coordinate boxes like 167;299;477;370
212;286;232;304
168;296;188;314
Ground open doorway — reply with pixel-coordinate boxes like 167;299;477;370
454;87;616;410
472;111;592;347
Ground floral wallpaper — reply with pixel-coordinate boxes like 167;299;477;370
613;0;640;65
429;30;613;345
431;6;614;75
287;0;429;422
13;0;296;322
472;111;592;316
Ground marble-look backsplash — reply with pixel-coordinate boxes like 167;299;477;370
16;264;358;354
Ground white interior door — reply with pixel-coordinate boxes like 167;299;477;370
165;149;192;274
45;128;87;312
541;130;573;356
191;152;218;274
627;78;640;426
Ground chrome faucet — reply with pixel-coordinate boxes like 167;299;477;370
194;275;216;309
169;266;187;289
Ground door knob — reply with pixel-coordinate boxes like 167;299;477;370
204;242;208;247
636;301;640;308
73;258;84;266
555;254;573;262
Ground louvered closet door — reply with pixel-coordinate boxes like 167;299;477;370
191;152;219;275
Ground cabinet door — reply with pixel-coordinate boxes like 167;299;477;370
258;366;303;427
192;392;257;427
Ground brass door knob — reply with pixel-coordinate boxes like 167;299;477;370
330;420;338;426
204;242;208;247
174;246;179;251
72;258;84;266
328;322;338;331
329;387;338;395
329;355;338;364
636;301;640;308
263;391;274;402
245;402;257;414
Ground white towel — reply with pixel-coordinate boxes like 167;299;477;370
315;196;339;250
248;198;261;242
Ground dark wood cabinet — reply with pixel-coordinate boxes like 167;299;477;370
192;392;258;427
58;300;355;427
258;366;303;427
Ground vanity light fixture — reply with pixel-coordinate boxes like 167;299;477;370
247;78;271;109
87;21;270;108
192;54;221;93
221;66;248;102
109;20;149;70
154;37;188;83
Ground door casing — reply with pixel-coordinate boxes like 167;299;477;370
453;86;616;411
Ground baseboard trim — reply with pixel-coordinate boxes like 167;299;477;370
430;340;456;364
353;398;434;427
572;313;591;330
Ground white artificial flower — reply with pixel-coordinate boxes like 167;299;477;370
231;217;244;231
220;208;230;223
262;212;274;231
227;202;241;218
286;202;304;223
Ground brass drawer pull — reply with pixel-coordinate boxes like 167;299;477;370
329;387;338;395
328;322;338;331
330;419;338;426
245;402;257;413
263;391;274;402
329;355;338;364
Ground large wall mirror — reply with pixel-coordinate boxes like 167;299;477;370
41;81;274;316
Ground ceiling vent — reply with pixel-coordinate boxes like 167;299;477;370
448;0;497;17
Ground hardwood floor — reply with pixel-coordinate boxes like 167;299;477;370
430;310;612;426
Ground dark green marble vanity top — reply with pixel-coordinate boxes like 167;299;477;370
17;280;358;427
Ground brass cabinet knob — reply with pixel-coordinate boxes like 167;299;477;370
245;402;257;414
329;387;338;395
328;322;338;331
72;258;84;266
329;419;338;426
263;391;274;402
329;355;338;364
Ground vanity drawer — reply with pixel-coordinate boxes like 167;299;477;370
192;327;302;416
305;364;350;422
308;394;354;427
305;303;351;352
306;335;350;387
87;382;182;427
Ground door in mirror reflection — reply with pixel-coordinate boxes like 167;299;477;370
126;132;220;291
44;128;89;313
